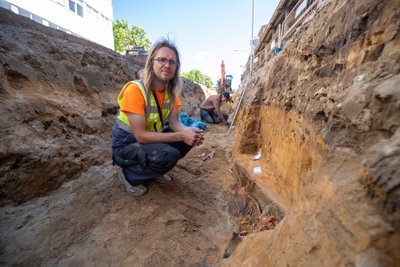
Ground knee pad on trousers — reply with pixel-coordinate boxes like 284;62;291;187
115;143;182;176
145;144;181;173
113;143;147;168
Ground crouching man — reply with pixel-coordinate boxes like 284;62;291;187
112;38;204;196
199;91;231;125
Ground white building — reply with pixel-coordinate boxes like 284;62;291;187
0;0;114;50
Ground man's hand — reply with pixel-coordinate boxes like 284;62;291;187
182;127;204;146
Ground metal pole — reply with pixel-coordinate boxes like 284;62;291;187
250;0;255;74
228;0;255;132
228;82;248;133
251;0;255;38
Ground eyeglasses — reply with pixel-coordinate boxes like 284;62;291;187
154;57;177;66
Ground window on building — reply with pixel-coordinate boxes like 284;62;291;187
32;14;42;24
0;1;11;10
69;0;75;12
58;25;68;32
49;22;58;30
19;8;31;19
10;5;18;14
77;3;83;16
69;0;83;17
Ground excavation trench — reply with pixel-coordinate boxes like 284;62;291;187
1;0;399;265
0;117;292;266
0;103;356;266
0;123;286;266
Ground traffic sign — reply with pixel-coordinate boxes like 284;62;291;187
250;37;259;46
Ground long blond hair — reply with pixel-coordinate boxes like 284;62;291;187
142;38;181;103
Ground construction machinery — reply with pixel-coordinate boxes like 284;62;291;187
218;60;233;93
225;75;233;92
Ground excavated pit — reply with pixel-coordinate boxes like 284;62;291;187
223;162;285;258
1;0;399;266
234;105;325;211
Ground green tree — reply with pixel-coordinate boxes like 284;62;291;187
181;69;214;89
113;19;151;52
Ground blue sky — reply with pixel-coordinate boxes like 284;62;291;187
112;0;281;89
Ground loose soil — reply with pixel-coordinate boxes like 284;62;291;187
0;124;241;266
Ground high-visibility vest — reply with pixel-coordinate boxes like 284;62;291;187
116;80;173;133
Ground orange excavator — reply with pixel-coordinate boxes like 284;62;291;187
220;60;226;93
218;60;233;93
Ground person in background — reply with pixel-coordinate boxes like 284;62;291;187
199;91;231;125
111;38;204;196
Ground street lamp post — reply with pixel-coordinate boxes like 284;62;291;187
250;0;255;74
228;3;255;132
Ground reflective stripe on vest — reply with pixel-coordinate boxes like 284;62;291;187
116;80;173;133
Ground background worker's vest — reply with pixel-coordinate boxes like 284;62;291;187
116;80;173;133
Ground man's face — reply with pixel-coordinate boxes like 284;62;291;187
152;47;177;82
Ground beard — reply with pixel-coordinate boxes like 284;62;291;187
155;70;174;83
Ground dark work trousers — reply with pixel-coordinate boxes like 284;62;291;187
112;124;192;185
200;108;228;124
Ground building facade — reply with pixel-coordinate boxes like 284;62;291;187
0;0;114;50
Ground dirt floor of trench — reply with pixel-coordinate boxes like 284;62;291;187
0;124;254;266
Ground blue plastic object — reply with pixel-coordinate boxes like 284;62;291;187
274;47;282;55
179;112;207;130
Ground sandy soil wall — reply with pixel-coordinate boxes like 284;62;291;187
227;0;400;265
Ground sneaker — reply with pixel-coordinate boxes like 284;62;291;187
119;170;147;196
155;174;173;183
125;183;147;196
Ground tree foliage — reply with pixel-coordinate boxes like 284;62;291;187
181;69;214;89
113;19;151;52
